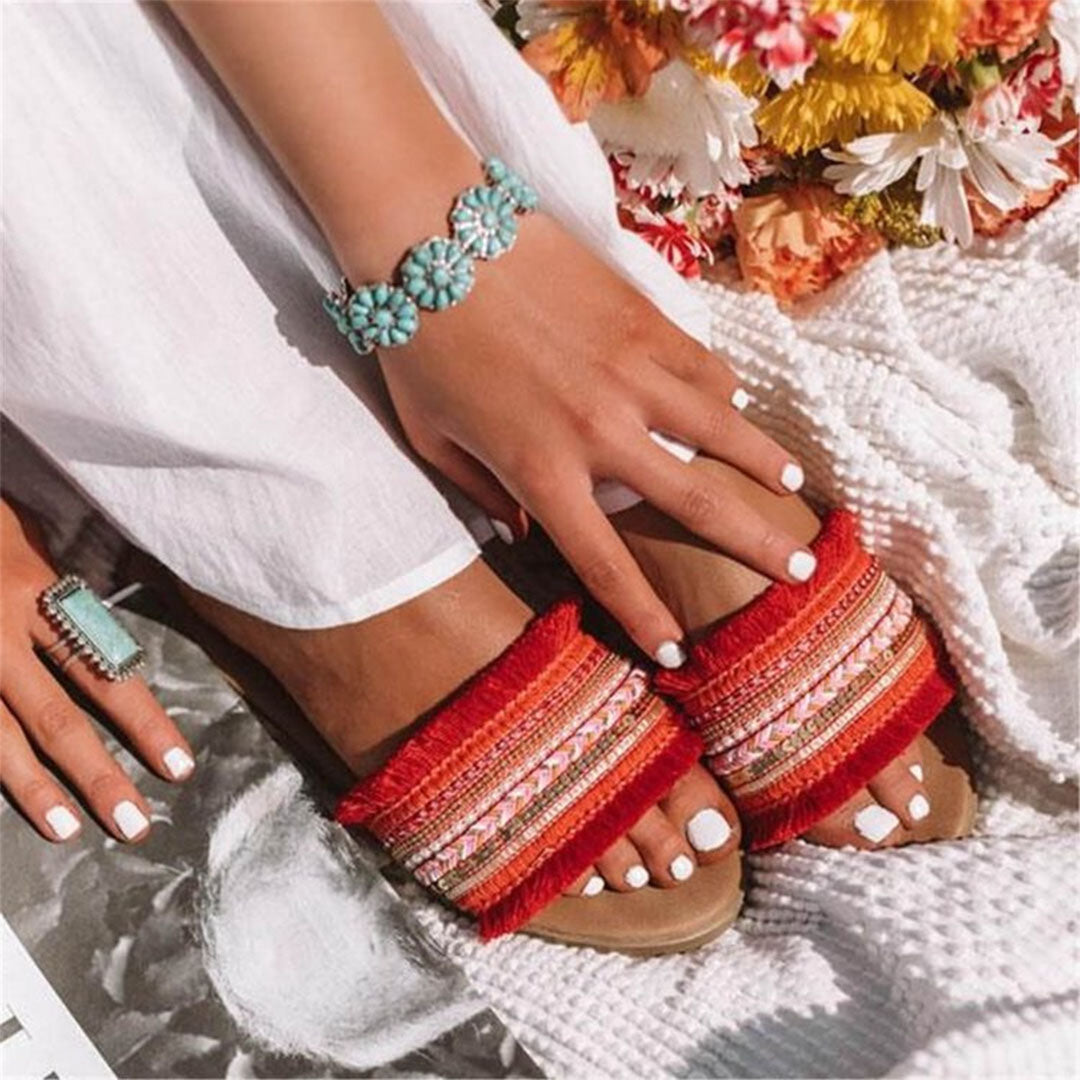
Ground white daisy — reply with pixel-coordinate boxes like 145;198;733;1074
823;111;1069;247
589;59;759;196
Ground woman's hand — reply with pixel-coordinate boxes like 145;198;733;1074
380;214;813;663
0;499;194;842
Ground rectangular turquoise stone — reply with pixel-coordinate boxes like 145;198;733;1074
57;585;142;670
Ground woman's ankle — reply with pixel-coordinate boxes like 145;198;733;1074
180;559;532;772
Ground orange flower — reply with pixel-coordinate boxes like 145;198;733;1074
521;1;676;121
733;185;884;303
959;0;1052;60
968;104;1079;235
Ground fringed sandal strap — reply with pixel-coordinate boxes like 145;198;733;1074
655;510;956;850
336;599;702;939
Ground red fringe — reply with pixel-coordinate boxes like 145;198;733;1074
479;724;704;939
336;598;583;826
745;665;955;850
655;509;857;699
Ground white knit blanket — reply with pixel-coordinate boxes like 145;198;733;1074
403;190;1080;1078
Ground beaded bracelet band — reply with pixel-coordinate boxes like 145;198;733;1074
323;157;539;356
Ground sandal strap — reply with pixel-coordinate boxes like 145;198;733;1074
656;510;955;850
336;599;702;938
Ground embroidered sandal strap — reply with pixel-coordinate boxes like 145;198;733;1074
336;599;702;939
655;510;956;850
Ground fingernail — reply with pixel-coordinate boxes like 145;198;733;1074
113;800;149;840
655;640;687;669
731;387;751;411
582;874;605;897
909;763;924;782
670;854;695;882
788;550;817;582
624;864;649;889
780;463;804;492
686;808;731;852
491;519;515;545
163;747;195;779
853;804;900;843
908;793;931;821
45;806;80;841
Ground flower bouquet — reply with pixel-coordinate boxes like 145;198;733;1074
490;0;1078;302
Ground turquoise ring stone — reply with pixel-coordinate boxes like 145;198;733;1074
400;237;476;311
39;575;145;681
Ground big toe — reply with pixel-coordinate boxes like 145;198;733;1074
659;762;740;863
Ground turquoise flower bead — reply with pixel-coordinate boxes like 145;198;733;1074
400;237;475;311
450;184;519;260
321;294;351;336
344;282;419;353
484;156;539;213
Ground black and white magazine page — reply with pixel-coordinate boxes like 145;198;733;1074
0;602;543;1080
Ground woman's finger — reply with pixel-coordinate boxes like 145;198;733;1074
29;607;195;783
645;371;805;496
524;474;686;666
652;336;744;411
624;444;817;585
0;701;82;842
424;438;528;543
2;651;153;842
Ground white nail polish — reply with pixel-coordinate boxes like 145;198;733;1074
582;874;605;897
624;864;649;889
853;804;900;843
45;806;80;841
731;387;751;411
655;640;687;669
686;808;731;852
909;763;924;782
908;793;931;822
788;550;817;582
670;854;695;882
163;747;194;780
491;519;515;545
113;800;149;840
780;463;805;492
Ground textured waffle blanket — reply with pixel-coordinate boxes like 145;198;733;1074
404;190;1080;1078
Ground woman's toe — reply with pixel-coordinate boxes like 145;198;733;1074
868;748;930;830
658;762;740;862
627;806;696;888
565;866;606;897
595;836;651;892
804;788;910;849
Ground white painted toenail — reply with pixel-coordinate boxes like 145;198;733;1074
45;806;79;841
908;793;931;821
655;640;687;669
853;804;900;843
788;550;817;582
113;800;149;841
624;864;649;889
670;854;695;881
686;808;731;852
163;747;195;780
582;874;605;897
731;387;751;411
780;463;805;492
491;519;515;545
909;763;924;782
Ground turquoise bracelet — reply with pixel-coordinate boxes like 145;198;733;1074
323;157;539;356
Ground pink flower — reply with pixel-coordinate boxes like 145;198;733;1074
682;0;851;89
1009;45;1066;123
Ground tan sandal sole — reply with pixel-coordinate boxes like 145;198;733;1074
906;708;978;844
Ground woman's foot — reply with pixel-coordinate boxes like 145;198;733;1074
614;457;971;851
181;560;740;895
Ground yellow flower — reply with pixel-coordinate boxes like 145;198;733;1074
685;49;770;98
755;66;935;154
813;0;965;74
